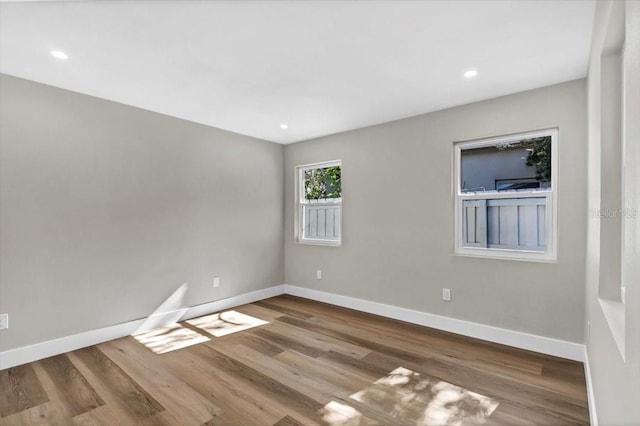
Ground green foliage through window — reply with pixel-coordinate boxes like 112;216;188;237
304;166;341;200
524;136;552;182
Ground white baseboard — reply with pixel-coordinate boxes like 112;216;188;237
583;347;598;426
283;284;585;362
1;283;585;370
0;285;284;370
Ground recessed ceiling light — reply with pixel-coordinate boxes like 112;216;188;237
280;123;288;129
464;69;478;79
50;50;69;60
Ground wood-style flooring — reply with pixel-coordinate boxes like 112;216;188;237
0;295;590;425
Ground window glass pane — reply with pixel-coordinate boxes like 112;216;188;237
462;197;547;252
460;136;551;193
302;204;341;241
304;166;341;200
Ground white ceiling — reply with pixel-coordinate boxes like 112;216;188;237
0;0;595;144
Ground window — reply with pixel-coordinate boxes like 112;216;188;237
454;129;558;261
296;160;342;245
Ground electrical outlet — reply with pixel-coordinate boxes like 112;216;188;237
316;270;322;280
442;288;451;302
213;276;220;288
0;313;8;331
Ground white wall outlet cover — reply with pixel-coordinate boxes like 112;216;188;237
0;313;8;330
213;276;220;288
442;288;452;302
316;270;322;280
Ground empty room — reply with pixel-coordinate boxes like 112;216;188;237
0;0;638;425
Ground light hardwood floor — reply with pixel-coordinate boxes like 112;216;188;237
0;295;590;425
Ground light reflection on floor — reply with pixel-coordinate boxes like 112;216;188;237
319;401;363;426
132;323;210;354
133;310;268;354
186;310;268;337
321;367;499;426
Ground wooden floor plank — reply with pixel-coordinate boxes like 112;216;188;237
234;303;286;322
364;349;590;424
274;349;373;393
72;346;164;422
0;364;49;418
66;351;144;425
252;327;324;358
219;332;285;357
254;299;314;319
72;404;128;426
276;315;431;364
35;354;104;418
272;415;307;426
317;349;390;380
262;320;371;359
278;294;549;373
0;295;589;425
0;401;68;426
98;337;220;425
213;343;345;408
185;343;323;425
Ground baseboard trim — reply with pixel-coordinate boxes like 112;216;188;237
283;284;585;362
0;285;284;370
1;283;585;370
583;347;598;426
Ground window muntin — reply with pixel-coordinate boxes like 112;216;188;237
454;129;557;261
296;161;342;245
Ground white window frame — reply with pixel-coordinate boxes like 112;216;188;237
620;41;627;305
295;160;342;246
453;129;558;262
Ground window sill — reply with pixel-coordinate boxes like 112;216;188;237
296;239;341;247
598;297;626;360
454;247;557;263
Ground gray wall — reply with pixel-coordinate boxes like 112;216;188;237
284;79;587;343
585;1;640;424
0;74;284;351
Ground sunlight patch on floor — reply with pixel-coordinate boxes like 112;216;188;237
319;401;363;426
186;310;268;337
132;323;210;354
132;310;269;354
319;366;498;426
351;367;498;425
